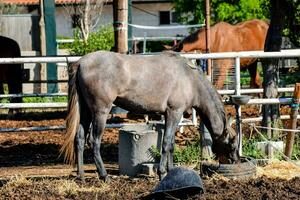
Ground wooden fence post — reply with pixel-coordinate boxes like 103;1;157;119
284;83;300;159
205;0;211;79
39;0;47;93
113;0;128;54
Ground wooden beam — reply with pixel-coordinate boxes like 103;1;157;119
284;83;300;159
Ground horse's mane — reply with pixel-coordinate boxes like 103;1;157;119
172;29;203;52
163;51;225;125
208;86;227;125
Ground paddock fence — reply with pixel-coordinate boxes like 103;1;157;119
0;49;299;133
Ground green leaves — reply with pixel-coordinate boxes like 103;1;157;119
173;0;205;24
173;0;270;25
70;25;114;56
211;0;269;24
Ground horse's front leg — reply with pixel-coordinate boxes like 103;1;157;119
248;62;261;88
158;108;183;180
92;108;111;182
76;124;85;181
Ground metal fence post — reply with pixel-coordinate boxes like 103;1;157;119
234;56;242;155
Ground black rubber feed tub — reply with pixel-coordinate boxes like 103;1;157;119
201;157;257;179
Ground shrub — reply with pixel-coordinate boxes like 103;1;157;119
150;140;200;165
70;25;114;56
242;138;264;159
57;35;73;50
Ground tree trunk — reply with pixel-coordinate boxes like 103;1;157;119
80;0;91;42
262;0;287;138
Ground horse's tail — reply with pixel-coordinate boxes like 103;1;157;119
60;62;80;165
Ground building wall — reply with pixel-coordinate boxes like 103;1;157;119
130;3;189;37
0;14;40;51
2;2;192;94
55;2;190;38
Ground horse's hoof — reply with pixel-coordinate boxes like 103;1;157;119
158;172;167;181
77;175;85;183
100;175;110;183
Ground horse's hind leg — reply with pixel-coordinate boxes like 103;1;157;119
76;103;91;181
92;106;112;182
7;65;23;117
76;124;85;180
158;108;183;179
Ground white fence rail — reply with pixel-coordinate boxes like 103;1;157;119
0;50;298;134
0;49;298;109
1;49;299;64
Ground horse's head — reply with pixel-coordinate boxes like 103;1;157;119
212;116;240;164
163;43;184;52
164;28;207;53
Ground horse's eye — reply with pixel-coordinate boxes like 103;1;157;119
231;145;237;151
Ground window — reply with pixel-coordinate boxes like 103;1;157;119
159;11;170;25
159;11;178;25
72;14;80;28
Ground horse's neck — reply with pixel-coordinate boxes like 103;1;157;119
181;30;206;52
194;85;226;139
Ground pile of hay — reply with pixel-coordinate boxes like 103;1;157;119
256;160;300;180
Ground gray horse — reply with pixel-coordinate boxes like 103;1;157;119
60;51;240;181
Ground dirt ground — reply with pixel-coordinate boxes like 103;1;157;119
0;107;299;199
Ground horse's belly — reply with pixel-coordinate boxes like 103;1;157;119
114;96;166;114
240;58;257;68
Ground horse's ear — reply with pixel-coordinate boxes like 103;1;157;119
226;115;237;138
227;115;234;127
163;45;172;50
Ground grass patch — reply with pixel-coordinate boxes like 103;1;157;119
242;138;264;159
150;139;200;166
23;96;67;103
151;132;299;162
0;96;67;103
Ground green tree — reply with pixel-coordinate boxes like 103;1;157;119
262;0;300;139
173;0;299;48
285;0;300;48
172;0;270;25
211;0;270;23
173;0;205;24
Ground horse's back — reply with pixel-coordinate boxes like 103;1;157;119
235;19;268;50
0;36;21;57
211;19;268;52
77;51;200;113
0;36;22;87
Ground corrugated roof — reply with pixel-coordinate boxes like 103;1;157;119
0;0;112;5
0;0;169;5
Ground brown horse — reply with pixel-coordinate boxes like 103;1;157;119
0;36;23;105
171;19;269;89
